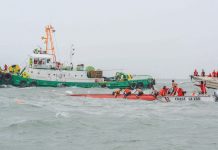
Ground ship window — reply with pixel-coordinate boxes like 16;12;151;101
47;59;50;63
75;75;77;77
81;75;83;77
34;59;38;64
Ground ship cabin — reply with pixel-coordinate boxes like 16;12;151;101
29;54;54;69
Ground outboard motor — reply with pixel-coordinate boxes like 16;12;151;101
214;90;218;102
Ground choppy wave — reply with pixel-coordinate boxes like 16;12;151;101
0;80;218;150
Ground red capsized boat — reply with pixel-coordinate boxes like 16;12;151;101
69;94;156;101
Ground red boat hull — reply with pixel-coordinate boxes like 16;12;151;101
69;94;156;101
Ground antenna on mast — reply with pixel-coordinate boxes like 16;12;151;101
70;44;75;64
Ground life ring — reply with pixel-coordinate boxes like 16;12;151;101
3;73;12;83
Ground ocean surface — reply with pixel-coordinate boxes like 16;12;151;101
0;79;218;150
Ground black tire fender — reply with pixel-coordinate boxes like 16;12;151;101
19;80;27;88
0;72;3;81
3;73;12;83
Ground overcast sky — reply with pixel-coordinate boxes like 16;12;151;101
0;0;218;78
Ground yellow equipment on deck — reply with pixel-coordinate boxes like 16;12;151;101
9;65;21;74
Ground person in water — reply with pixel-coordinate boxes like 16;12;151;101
112;89;122;98
123;87;131;98
134;88;144;97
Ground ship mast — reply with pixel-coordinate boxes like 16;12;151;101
42;25;56;62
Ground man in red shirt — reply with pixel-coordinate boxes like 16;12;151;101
200;81;207;94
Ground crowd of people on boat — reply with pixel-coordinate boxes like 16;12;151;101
112;80;207;98
193;69;218;77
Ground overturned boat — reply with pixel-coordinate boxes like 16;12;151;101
69;94;156;101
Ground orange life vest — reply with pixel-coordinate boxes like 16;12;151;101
159;89;166;96
200;84;206;94
177;88;184;96
124;89;131;94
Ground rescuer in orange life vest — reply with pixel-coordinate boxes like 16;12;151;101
195;81;207;95
159;86;168;96
199;81;207;95
123;87;132;98
112;89;122;98
177;88;186;96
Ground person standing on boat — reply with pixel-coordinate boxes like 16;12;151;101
123;87;131;98
201;69;205;77
212;70;216;77
200;81;207;95
4;64;8;72
195;81;207;95
194;69;198;76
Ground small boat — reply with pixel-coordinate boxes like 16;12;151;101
69;94;156;101
158;95;216;102
190;75;218;89
69;93;217;102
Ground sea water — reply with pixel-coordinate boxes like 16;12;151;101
0;79;218;150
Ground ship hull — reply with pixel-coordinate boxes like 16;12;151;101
10;74;155;89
